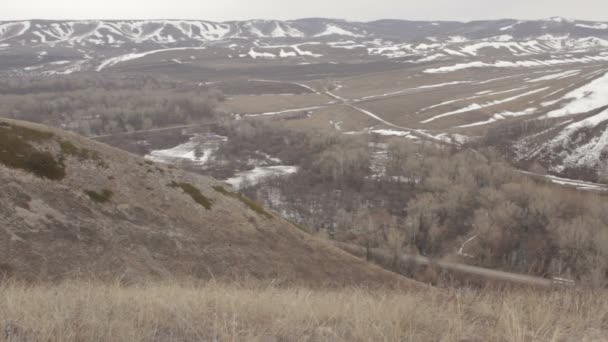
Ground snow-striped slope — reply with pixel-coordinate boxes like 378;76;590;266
3;18;608;75
514;72;608;175
0;19;366;46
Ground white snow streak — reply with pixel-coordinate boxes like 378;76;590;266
546;72;608;118
422;88;548;123
97;47;207;71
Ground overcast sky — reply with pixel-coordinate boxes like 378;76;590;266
3;0;608;22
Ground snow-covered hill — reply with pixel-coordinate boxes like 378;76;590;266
2;17;608;46
514;71;608;177
0;19;368;46
2;18;608;74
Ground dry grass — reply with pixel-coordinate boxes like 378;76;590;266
1;281;607;342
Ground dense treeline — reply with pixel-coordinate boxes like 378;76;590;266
396;146;608;286
0;76;166;94
0;76;224;136
218;119;608;286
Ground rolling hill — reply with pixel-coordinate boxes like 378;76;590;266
2;17;608;75
0;117;410;287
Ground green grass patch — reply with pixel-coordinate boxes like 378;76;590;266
213;185;273;219
0;123;55;141
60;140;99;160
0;122;108;180
84;189;113;203
0;123;66;180
60;140;107;167
170;182;213;210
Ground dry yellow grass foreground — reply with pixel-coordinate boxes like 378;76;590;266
1;281;607;342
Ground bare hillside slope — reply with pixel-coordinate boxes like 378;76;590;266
0;118;409;287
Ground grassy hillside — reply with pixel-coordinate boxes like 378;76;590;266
0;118;410;287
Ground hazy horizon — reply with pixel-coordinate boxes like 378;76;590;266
1;16;607;23
2;0;608;22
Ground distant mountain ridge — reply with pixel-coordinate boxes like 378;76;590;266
1;17;608;46
2;17;608;76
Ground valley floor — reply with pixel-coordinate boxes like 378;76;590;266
0;281;606;342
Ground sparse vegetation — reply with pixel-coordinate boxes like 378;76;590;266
170;181;213;210
85;189;113;203
213;185;273;219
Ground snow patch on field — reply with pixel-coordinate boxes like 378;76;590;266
145;134;227;166
147;139;212;166
461;41;537;56
245;106;323;117
576;23;608;30
414;53;445;62
0;21;31;42
315;24;363;38
252;41;323;58
500;21;523;31
41;60;88;75
225;166;299;189
457;108;536;128
541;99;561;107
417;87;529;114
248;48;276;59
527;69;581;82
292;45;323;57
546;72;608;118
447;36;468;43
418;81;470;89
359;81;471;101
327;41;366;49
458;115;502;128
271;23;304;38
371;129;418;139
443;48;466;56
279;49;297;57
543;174;608;191
422;88;548;123
426;132;471;145
97;47;207;71
424;55;608;73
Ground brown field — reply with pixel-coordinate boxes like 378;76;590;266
226;63;608;139
323;66;604;133
222;93;331;114
280;104;378;132
1;280;607;342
